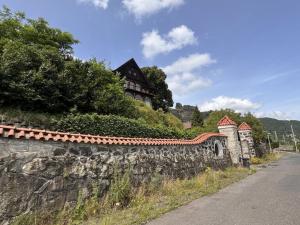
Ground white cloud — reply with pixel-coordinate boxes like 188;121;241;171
141;25;197;58
199;96;261;113
255;111;291;120
162;53;216;96
123;0;184;18
77;0;109;9
163;53;216;74
167;73;212;96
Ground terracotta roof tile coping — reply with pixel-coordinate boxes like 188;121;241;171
0;125;226;146
238;122;252;131
217;115;237;126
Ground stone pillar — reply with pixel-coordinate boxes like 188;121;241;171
238;122;255;157
241;140;250;159
218;116;241;165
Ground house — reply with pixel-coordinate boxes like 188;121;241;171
114;58;153;107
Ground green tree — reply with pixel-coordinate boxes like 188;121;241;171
141;66;173;111
243;112;267;143
191;106;203;127
0;7;136;117
59;59;138;117
203;109;266;144
175;103;183;109
203;109;242;132
0;6;77;112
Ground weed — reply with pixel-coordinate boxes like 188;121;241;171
107;166;132;207
251;152;283;165
12;167;257;225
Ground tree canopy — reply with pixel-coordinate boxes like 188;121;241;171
141;66;173;111
200;109;266;143
191;106;204;127
243;112;266;142
0;6;136;117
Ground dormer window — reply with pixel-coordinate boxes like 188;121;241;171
129;82;135;90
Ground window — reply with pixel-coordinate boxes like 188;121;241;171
130;82;135;90
136;84;141;91
124;81;129;88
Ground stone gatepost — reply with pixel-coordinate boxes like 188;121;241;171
238;122;255;157
241;140;250;159
218;116;241;165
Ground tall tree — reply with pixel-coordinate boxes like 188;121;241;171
0;6;78;112
243;112;267;143
203;109;266;143
191;106;204;127
141;66;173;111
203;109;242;132
0;6;136;117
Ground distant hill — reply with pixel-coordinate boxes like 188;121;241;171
259;117;300;139
170;104;300;140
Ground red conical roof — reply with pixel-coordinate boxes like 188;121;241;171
238;122;252;130
217;115;237;126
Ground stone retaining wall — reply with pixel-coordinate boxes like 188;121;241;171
0;131;231;224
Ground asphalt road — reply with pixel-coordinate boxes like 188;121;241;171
147;153;300;225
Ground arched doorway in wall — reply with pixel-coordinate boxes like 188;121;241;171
214;140;224;158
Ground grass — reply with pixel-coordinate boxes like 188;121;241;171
250;152;284;165
0;102;185;132
91;167;255;225
12;167;255;225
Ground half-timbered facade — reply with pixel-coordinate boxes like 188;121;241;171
114;58;153;107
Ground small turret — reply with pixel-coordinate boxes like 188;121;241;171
238;122;255;157
218;116;241;165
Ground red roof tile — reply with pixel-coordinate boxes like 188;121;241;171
217;116;237;126
238;122;252;131
0;125;226;146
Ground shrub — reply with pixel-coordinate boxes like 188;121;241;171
250;157;263;164
251;153;282;164
271;142;279;149
52;113;190;139
134;100;183;130
107;167;132;207
147;173;164;193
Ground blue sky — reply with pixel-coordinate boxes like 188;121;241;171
2;0;300;120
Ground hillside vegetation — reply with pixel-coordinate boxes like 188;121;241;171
259;117;300;140
0;6;137;117
0;7;265;142
171;108;266;144
0;7;187;138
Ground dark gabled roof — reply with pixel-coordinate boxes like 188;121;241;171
114;58;150;88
